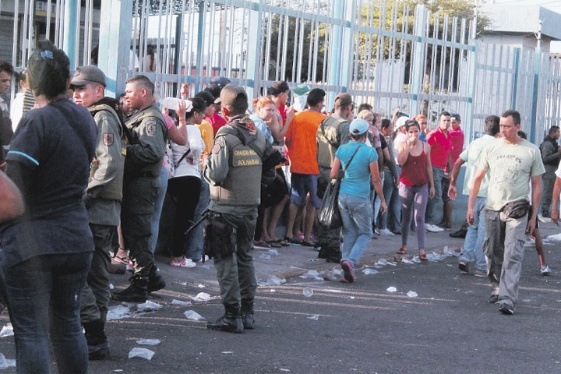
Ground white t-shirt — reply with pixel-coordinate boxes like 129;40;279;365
171;125;204;179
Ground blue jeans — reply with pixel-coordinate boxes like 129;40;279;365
380;168;401;232
426;166;444;225
460;197;487;271
151;166;169;253
185;178;210;261
2;252;92;374
338;192;373;267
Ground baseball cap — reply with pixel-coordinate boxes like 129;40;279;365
293;84;310;96
349;118;369;135
71;65;106;87
334;93;353;107
210;76;230;89
396;116;409;128
220;85;248;108
195;91;218;106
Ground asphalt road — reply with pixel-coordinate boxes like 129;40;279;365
1;222;560;373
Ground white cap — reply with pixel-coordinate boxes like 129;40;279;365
396;116;409;128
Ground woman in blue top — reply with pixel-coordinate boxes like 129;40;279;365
330;118;387;283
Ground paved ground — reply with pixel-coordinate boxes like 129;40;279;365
0;219;560;373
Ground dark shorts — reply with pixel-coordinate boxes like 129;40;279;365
290;173;321;208
441;176;451;203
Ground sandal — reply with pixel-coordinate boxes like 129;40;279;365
113;255;129;265
267;240;282;248
419;252;428;262
396;247;407;255
278;239;290;247
253;240;270;248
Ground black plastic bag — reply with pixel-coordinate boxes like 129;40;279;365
317;178;342;230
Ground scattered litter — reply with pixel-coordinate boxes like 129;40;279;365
322;267;342;281
279;369;291;372
376;258;388;266
222;351;234;354
259;254;271;260
136;339;160;346
268;249;279;256
128;347;154;361
545;233;561;242
362;268;379;275
257;275;286;286
136;301;162;312
192;292;211;302
0;323;13;337
386;287;397;293
307;315;319;320
407;291;418;298
443;246;457;257
299;270;323;281
197;283;206;288
109;283;114;290
0;353;15;369
113;370;124;372
350;296;355;299
401;258;415;264
107;305;133;320
184;310;205;321
303;287;313;297
427;252;443;262
171;299;192;306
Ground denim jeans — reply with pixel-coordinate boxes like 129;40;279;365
380;168;401;232
2;252;92;374
460;197;487;271
426;166;444;225
338;192;373;267
151;166;169;253
185;178;210;261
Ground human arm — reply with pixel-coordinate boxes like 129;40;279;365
527;175;542;235
167;100;188;146
370;161;387;214
396;137;410;166
0;170;24;222
126;117;166;165
551;176;561;224
203;135;229;186
274;105;294;141
448;157;466;201
541;141;561;165
425;143;435;199
329;157;341;179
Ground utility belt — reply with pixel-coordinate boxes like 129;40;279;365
203;212;237;260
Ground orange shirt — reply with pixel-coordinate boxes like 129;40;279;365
285;110;326;174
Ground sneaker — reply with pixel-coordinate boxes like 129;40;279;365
474;269;487;278
426;224;444;233
540;265;551;276
458;261;469;273
111;283;148;303
449;229;467;239
197;255;210;263
379;228;395;236
537;214;552;223
340;260;356;283
499;303;514;315
487;293;499;304
170;257;196;268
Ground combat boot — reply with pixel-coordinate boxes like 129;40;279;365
241;301;255;330
111;275;148;302
207;305;244;333
147;265;166;293
83;319;109;360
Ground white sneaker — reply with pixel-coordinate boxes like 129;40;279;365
426;224;444;233
538;215;552;223
170;257;196;268
379;228;395;236
197;255;210;263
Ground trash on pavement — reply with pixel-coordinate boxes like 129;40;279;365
136;300;162;312
136;339;161;346
407;291;418;298
0;353;15;369
257;275;286;286
386;286;398;293
0;323;13;338
128;347;154;361
307;315;319;320
107;305;133;320
259;253;271;260
171;299;192;306
184;310;205;321
299;270;323;280
302;287;313;297
362;268;379;275
191;292;211;302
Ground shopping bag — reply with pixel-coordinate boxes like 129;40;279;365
317;178;342;230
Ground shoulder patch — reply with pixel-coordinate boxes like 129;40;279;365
103;133;114;146
146;123;157;136
212;138;224;154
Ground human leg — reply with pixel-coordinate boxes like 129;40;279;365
379;170;394;231
150;165;168;252
484;210;504;302
398;184;414;253
540;173;555;216
426;166;444;225
498;214;526;310
338;193;357;262
185;178;210;261
343;194;373;267
413;184;429;253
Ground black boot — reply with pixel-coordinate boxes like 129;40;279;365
83;319;109;360
111;275;148;302
147;266;166;293
207;305;244;333
241;301;255;330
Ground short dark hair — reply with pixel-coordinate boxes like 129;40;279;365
548;125;560;136
267;81;289;96
518;130;527;139
357;103;373;113
484;115;500;136
28;40;70;100
440;111;451;118
380;118;392;130
0;60;14;76
187;97;207;117
501;109;521;125
405;119;420;131
126;75;154;96
306;88;325;107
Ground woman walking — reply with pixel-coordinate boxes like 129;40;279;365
396;120;435;261
330;118;386;283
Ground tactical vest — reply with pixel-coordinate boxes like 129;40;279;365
317;116;347;168
209;117;265;207
125;105;168;177
88;102;126;201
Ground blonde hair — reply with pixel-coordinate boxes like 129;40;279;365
252;97;275;112
357;109;374;121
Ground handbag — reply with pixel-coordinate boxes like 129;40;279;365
502;199;530;219
317;146;361;230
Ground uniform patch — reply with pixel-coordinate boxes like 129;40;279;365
146;123;156;136
212;139;224;154
103;133;114;146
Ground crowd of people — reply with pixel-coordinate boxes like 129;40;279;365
0;40;559;371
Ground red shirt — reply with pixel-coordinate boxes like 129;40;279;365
207;112;227;137
400;148;429;187
427;127;451;169
449;126;464;166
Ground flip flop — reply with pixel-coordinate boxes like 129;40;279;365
113;255;129;265
396;248;407;255
267;240;282;248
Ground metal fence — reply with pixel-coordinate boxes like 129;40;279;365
3;0;561;144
